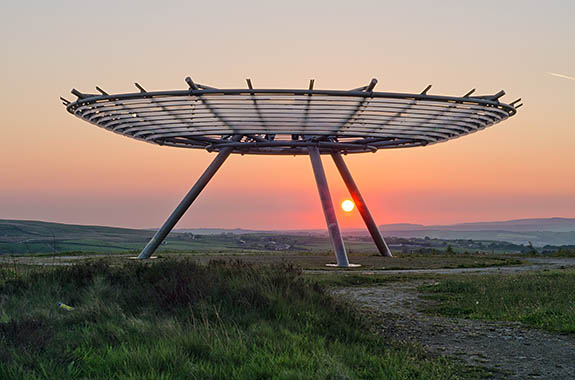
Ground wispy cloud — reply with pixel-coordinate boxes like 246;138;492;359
547;72;575;81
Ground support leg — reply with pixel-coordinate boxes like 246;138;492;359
138;146;235;259
308;146;351;267
331;151;392;257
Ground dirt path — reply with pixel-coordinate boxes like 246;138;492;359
334;282;575;379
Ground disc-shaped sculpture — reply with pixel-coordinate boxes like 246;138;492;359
63;78;521;266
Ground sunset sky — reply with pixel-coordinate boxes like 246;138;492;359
1;1;574;230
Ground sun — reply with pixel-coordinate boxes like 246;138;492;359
341;199;355;212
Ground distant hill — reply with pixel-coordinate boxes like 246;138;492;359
175;228;267;235
2;217;575;254
178;218;575;240
0;219;154;254
376;218;575;246
380;218;575;233
0;219;150;241
0;220;325;255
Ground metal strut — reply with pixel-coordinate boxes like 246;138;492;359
331;151;392;257
138;141;238;259
308;146;351;267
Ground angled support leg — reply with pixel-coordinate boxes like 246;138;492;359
308;146;355;267
331;151;392;257
138;145;235;259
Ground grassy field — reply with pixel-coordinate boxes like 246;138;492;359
167;252;523;272
0;259;467;379
2;250;524;274
419;269;575;333
2;219;539;256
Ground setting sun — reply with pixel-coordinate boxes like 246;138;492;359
341;199;355;212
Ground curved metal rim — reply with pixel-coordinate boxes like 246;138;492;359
67;88;517;115
64;83;518;155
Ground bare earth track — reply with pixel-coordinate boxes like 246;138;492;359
334;260;575;379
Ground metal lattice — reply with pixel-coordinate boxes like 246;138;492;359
62;78;521;155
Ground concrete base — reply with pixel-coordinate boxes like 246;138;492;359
325;263;362;268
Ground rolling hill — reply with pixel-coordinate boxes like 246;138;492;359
2;217;575;254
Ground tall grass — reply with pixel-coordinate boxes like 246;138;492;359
0;259;460;379
420;269;575;333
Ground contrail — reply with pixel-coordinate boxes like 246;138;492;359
547;72;575;81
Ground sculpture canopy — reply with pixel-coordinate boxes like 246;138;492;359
63;78;519;155
62;78;520;267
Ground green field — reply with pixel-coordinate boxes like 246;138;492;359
0;219;539;256
0;259;468;379
0;219;386;255
419;269;575;333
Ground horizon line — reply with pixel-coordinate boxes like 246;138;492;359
2;216;575;232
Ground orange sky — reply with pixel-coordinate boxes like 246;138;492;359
1;1;574;229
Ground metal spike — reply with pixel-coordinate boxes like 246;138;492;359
246;78;253;90
185;77;198;90
135;83;147;93
59;97;71;105
309;79;315;90
96;86;109;96
510;98;522;106
420;85;432;95
515;103;523;109
71;89;86;99
463;89;476;97
366;78;377;92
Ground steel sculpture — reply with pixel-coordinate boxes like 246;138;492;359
62;77;521;267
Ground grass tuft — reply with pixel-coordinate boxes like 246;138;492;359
419;269;575;333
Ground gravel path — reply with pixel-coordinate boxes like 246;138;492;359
334;281;575;379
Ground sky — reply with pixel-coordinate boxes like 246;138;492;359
1;0;574;230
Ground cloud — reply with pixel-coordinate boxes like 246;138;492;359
547;72;575;81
